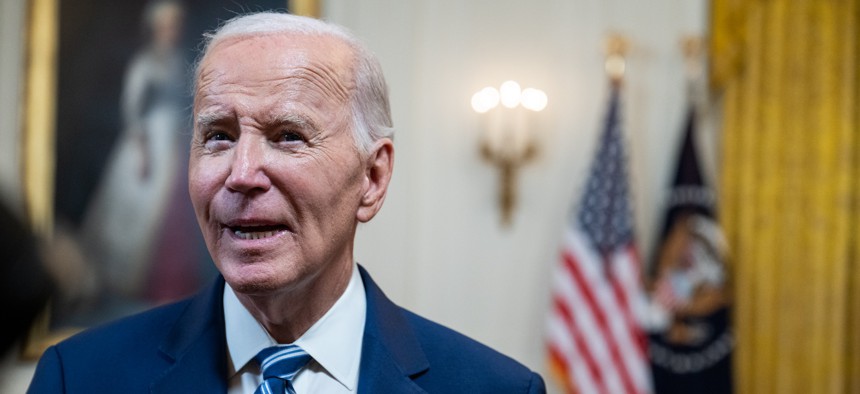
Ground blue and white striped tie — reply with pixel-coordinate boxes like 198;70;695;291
254;344;312;394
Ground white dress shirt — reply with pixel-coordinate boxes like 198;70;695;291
224;264;366;393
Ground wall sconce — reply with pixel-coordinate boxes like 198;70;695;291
471;81;547;226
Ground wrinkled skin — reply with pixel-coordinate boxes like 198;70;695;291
189;32;393;342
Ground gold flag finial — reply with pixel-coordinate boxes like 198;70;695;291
604;34;628;86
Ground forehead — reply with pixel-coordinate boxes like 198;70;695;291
194;32;355;106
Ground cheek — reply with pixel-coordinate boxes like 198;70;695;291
188;158;224;217
275;162;356;219
315;163;365;216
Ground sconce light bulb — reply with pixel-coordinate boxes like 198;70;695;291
471;87;500;113
499;80;522;108
521;88;548;112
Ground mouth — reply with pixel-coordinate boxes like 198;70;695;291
223;223;290;240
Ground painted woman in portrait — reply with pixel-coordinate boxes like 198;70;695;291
74;0;195;323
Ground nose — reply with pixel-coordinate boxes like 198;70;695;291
225;135;272;194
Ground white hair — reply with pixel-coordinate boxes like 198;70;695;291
194;12;394;155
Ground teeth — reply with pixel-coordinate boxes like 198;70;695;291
233;229;280;240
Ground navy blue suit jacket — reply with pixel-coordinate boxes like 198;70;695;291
28;266;546;393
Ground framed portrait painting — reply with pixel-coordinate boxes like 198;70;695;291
22;0;320;359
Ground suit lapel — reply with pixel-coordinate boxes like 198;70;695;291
357;266;430;394
146;269;428;393
151;276;229;393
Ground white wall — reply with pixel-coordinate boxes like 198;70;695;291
328;0;711;391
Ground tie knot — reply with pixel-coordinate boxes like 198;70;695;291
255;344;311;383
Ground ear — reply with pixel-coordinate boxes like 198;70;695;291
356;139;394;223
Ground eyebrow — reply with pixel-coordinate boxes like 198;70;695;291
270;113;320;134
195;110;231;130
194;110;322;134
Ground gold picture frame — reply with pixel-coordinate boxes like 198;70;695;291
20;0;320;361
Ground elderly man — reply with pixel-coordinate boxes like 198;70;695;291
28;12;545;394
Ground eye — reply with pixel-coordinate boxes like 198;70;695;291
209;131;231;141
200;129;234;151
280;131;304;143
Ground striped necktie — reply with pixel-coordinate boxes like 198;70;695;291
254;344;312;394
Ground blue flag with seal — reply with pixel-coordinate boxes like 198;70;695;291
645;107;734;393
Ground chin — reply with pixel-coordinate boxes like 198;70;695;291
219;258;304;295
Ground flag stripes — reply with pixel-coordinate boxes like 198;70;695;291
549;228;649;394
608;246;649;355
549;318;600;394
551;293;606;391
546;87;651;394
561;252;632;394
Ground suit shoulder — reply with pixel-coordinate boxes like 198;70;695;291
29;299;196;393
53;298;191;356
401;309;546;393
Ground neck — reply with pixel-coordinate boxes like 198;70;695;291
236;260;354;344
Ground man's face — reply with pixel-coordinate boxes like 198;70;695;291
189;33;365;294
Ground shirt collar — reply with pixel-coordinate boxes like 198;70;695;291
224;264;366;390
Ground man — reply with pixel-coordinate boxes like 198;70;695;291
28;12;545;393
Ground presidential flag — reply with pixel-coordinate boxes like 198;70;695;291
646;107;733;393
546;86;652;394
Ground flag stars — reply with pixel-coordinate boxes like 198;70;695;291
576;91;635;256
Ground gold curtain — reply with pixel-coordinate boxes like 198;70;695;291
710;0;860;392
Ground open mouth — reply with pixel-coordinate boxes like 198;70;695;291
227;224;288;240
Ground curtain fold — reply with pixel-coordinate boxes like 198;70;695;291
711;0;860;392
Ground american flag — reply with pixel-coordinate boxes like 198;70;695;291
546;87;652;394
